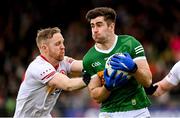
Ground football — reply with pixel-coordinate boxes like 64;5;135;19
105;53;131;79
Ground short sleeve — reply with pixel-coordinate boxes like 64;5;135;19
130;36;145;59
27;62;56;84
166;61;180;86
83;53;95;76
60;56;75;73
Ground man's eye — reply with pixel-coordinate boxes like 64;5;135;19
97;24;103;27
91;25;95;28
55;43;60;46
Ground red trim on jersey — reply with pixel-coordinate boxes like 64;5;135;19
40;54;49;62
40;54;59;70
41;71;56;80
54;65;59;70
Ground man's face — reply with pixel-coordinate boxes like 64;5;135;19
90;16;113;43
46;33;65;61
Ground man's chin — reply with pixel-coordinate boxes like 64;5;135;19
58;56;64;61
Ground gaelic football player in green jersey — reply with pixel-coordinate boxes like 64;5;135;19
83;7;152;118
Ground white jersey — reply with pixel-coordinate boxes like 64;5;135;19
166;61;180;86
14;55;75;117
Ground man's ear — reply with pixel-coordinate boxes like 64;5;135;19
41;44;46;50
109;22;115;31
40;43;48;52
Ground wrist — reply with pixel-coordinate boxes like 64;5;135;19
82;76;90;86
131;63;138;73
82;69;91;86
104;84;112;91
144;84;158;95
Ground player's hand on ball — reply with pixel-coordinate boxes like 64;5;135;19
110;52;137;73
104;69;128;91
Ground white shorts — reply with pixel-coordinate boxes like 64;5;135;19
99;107;150;118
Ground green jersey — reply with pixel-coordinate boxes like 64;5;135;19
83;35;151;112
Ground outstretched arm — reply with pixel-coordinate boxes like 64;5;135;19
48;72;88;91
47;60;90;91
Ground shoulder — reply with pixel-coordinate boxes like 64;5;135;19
63;56;76;64
117;35;137;41
28;56;49;68
26;56;54;74
83;46;95;61
171;61;180;73
82;46;97;72
62;56;76;68
173;61;180;67
117;35;144;57
117;34;141;47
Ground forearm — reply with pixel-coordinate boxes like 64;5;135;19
89;85;110;103
133;68;152;87
65;77;86;91
49;73;86;91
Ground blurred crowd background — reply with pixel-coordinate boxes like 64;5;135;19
0;0;179;117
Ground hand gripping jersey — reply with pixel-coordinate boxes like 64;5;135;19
166;61;180;86
14;55;75;117
83;35;151;112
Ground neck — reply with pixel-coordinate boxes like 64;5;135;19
40;54;59;67
96;34;116;50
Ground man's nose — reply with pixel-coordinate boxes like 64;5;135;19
93;27;98;33
60;44;65;49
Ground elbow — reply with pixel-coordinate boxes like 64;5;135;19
147;79;152;87
142;79;152;88
91;96;102;103
144;76;152;88
90;93;104;103
94;99;101;104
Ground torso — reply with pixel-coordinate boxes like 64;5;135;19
83;35;151;112
14;55;74;117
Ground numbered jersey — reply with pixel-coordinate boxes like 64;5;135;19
14;55;75;117
83;35;151;112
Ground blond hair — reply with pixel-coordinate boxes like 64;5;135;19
36;27;61;48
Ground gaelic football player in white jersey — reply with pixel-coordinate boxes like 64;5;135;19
13;27;90;117
153;61;180;96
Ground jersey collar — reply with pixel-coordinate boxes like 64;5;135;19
95;35;118;54
40;55;59;70
40;54;49;62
